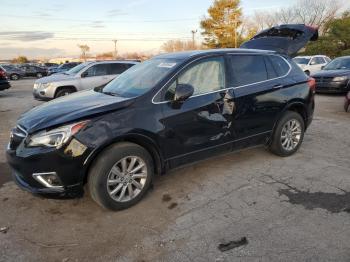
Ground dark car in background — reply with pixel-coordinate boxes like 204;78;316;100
0;65;26;80
18;65;48;78
48;62;81;75
0;67;11;91
6;24;317;211
311;56;350;93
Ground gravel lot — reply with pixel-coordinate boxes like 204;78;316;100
0;79;349;262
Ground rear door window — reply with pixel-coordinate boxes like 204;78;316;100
230;55;268;87
268;55;290;77
108;63;130;75
311;57;326;64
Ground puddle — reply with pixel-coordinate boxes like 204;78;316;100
278;185;350;214
0;162;12;187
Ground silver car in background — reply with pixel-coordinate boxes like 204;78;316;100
33;60;138;100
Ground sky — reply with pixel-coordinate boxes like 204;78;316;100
0;0;296;59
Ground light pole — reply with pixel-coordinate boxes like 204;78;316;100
112;39;118;58
191;30;198;49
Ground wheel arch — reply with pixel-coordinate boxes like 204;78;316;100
83;133;164;184
270;101;308;144
54;85;77;97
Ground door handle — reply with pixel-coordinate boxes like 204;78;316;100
273;84;283;89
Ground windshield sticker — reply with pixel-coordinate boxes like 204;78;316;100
157;63;177;68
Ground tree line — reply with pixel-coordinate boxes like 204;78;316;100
162;0;350;58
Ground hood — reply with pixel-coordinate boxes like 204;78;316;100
240;24;318;56
311;69;350;78
18;90;134;134
35;73;76;83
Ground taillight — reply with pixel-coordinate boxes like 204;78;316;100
308;77;316;92
0;70;6;77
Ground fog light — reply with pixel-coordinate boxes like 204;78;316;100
33;172;63;188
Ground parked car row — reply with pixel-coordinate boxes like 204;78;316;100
7;24;319;210
48;62;81;75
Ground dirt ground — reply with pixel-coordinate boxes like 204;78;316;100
0;79;349;262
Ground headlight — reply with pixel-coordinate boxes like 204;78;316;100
333;76;348;81
34;83;52;90
41;83;51;89
27;121;89;148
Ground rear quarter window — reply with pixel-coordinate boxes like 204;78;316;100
268;55;290;77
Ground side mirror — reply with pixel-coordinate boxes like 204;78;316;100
81;71;88;78
321;66;325;70
174;84;194;102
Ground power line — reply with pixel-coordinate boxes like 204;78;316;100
1;14;199;23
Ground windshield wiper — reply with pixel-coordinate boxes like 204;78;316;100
102;91;119;97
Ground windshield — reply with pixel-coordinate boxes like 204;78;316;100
102;58;180;98
66;63;89;75
293;57;310;65
324;57;350;70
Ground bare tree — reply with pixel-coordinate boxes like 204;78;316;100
252;0;342;34
161;39;201;53
77;44;90;61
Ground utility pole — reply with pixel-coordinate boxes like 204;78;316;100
112;39;118;59
191;30;198;49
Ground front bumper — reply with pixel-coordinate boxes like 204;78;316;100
315;81;350;93
6;140;91;198
0;81;11;91
33;88;53;101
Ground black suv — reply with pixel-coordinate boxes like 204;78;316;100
6;25;317;210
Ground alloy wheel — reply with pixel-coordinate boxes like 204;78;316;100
106;156;148;203
280;119;302;151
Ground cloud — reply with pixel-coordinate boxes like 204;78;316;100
107;8;128;17
90;21;105;28
0;31;54;41
0;47;65;59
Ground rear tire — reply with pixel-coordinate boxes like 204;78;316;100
55;88;75;98
269;111;305;157
10;74;20;80
88;142;154;211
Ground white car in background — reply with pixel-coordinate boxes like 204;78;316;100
293;55;331;75
33;60;138;100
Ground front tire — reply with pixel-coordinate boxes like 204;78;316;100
55;88;74;98
269;111;305;157
36;72;43;78
88;142;154;211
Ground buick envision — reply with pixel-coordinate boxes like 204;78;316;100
7;24;317;210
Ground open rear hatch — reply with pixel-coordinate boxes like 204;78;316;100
240;24;318;56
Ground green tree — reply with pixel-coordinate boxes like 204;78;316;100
12;56;29;64
200;0;242;48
